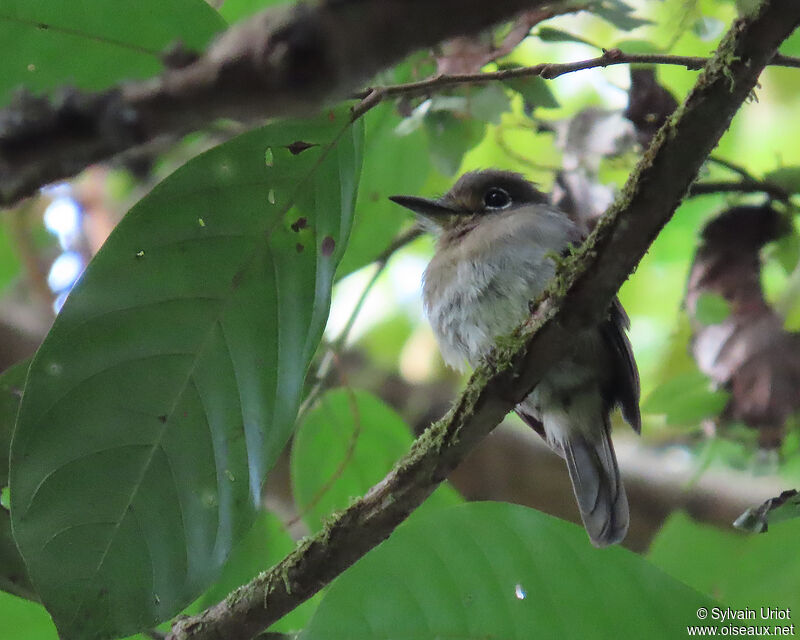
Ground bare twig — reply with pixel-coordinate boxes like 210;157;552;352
708;155;761;182
297;226;422;420
168;3;800;639
350;48;800;118
689;180;791;201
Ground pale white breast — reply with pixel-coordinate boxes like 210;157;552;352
422;206;576;370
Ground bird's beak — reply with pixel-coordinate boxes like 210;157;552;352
388;195;457;222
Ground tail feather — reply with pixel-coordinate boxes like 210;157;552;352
563;429;628;547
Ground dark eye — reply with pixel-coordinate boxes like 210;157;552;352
483;187;511;209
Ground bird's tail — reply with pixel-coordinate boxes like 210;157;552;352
563;427;629;547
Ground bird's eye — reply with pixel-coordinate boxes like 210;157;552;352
483;187;511;209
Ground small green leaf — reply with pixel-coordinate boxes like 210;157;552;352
642;370;729;426
424;111;486;176
695;292;732;325
593;6;652;30
301;503;718;640
498;65;560;109
769;232;800;274
765;167;800;194
466;84;511;124
590;0;652;31
292;389;461;532
536;27;598;47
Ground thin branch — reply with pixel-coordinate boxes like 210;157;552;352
168;2;800;639
708;155;760;182
773;53;800;68
351;48;800;118
689;180;791;201
297;226;421;420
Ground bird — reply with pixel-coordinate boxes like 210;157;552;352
390;169;641;546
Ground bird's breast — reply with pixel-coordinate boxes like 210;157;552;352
422;240;558;370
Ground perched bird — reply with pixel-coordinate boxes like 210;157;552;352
390;170;641;546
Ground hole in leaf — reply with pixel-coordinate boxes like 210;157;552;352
268;189;276;205
265;148;274;167
285;141;316;155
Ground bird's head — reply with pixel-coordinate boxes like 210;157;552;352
389;169;548;242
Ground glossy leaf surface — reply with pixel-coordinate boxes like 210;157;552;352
0;0;225;106
10;112;363;639
301;502;716;639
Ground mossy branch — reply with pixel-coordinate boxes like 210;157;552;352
168;2;800;640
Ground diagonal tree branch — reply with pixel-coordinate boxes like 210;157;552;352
168;2;800;640
0;0;555;207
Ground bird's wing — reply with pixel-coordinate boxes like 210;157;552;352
600;298;641;433
560;227;641;433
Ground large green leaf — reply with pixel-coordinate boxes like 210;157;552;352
292;388;461;532
10;111;363;639
649;512;800;611
0;0;225;106
301;502;717;639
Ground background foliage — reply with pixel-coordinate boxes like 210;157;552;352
1;0;799;638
